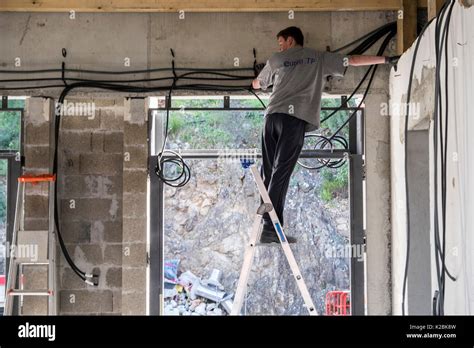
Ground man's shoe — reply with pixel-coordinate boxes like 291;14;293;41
259;225;297;244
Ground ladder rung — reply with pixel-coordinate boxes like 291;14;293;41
7;289;53;296
18;174;56;183
16;262;50;266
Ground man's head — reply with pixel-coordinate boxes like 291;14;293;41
276;26;304;51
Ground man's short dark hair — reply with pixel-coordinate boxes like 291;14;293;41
277;26;304;46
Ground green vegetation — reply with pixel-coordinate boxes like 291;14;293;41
320;162;348;202
317;98;357;202
165;99;265;149
0;110;21;151
162;97;355;202
0;176;5;221
0;98;24;221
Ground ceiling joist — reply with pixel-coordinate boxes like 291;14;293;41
0;0;420;13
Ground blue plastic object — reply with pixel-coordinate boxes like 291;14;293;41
240;159;255;169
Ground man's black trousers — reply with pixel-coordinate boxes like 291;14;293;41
261;112;307;228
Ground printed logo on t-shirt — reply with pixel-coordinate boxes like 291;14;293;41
283;57;316;67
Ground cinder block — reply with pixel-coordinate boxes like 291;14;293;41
123;145;147;169
100;108;124;131
60;131;92;153
92;98;116;108
121;291;146;315
61;267;87;290
79;153;123;175
91;132;104;152
60;150;80;175
61;114;100;130
124;98;146;124
106;267;122;288
123;218;146;243
25;97;48;125
24;195;49;219
123;193;146;218
25;181;49;196
61;198;116;221
18;267;47;312
112;290;122;314
73;244;103;264
122;243;146;267
25;123;50;145
22;297;48;315
60;220;91;243
104;244;122;265
122;267;146;291
23;265;48;289
60;290;113;313
102;176;123;197
124;123;147;146
63;175;101;197
24;146;50;169
114;98;125;107
103;221;123;243
24;218;49;230
104;132;123;153
123;169;147;193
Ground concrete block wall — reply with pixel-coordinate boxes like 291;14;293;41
57;97;125;315
121;98;148;315
23;96;150;315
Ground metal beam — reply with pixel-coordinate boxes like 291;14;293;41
0;0;403;12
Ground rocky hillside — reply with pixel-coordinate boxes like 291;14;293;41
164;159;350;315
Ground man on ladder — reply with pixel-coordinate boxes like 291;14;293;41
252;26;392;244
230;27;397;315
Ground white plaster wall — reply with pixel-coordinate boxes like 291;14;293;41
390;1;474;315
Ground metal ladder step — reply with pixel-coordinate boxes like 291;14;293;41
7;289;53;296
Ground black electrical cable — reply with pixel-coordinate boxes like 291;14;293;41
155;54;191;188
299;26;396;170
430;0;457;316
432;0;450;315
332;22;396;53
0;66;255;75
437;0;457;315
326;30;396;144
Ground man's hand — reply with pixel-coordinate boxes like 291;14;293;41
385;55;401;65
252;79;261;90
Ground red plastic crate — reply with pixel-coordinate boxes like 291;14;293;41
326;291;350;315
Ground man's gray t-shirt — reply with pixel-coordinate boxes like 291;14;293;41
257;47;346;132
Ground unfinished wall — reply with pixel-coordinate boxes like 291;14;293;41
390;2;474;315
2;10;395;314
58;97;124;315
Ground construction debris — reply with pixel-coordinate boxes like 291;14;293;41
163;264;234;316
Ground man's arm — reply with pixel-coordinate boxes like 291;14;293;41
348;55;398;67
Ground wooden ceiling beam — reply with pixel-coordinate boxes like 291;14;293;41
0;0;411;13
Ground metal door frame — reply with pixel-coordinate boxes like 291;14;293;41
147;96;366;315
